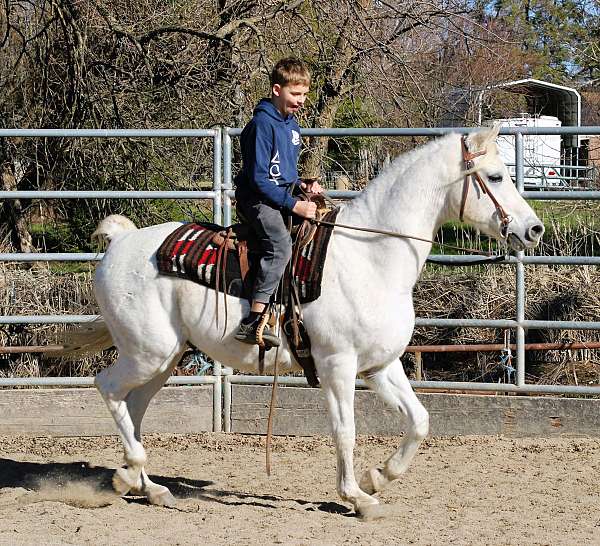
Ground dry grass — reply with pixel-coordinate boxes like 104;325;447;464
409;264;600;385
0;265;112;379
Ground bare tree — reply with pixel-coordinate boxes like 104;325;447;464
0;0;577;247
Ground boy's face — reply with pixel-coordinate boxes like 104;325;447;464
272;83;310;117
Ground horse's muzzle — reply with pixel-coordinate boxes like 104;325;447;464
506;220;544;251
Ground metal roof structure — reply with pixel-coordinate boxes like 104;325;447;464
485;78;581;126
442;79;581;127
440;78;584;165
480;78;581;147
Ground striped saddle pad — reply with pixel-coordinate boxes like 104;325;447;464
155;209;339;304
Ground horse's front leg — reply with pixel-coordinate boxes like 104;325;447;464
360;360;429;494
317;353;379;515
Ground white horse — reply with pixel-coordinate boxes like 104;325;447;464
65;125;543;516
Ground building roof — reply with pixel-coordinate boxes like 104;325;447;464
486;78;581;128
441;78;582;146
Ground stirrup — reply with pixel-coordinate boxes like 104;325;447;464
255;311;280;347
235;314;280;348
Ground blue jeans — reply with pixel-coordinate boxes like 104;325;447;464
236;197;292;304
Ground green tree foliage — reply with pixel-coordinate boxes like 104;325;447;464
486;0;598;82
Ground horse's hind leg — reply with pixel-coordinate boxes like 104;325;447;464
360;361;429;495
95;343;184;503
120;357;183;507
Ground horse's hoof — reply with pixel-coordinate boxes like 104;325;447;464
357;503;399;522
359;467;387;495
148;488;176;508
112;468;133;496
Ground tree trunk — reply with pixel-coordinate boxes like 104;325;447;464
1;161;34;254
300;13;356;178
301;97;340;178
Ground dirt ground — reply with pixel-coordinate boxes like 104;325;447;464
1;433;600;546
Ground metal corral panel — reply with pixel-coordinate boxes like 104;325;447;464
0;386;213;437
230;385;600;437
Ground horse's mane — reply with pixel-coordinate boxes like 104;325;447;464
345;132;457;212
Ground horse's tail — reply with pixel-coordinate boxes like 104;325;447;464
92;214;137;247
47;216;135;360
48;215;135;359
50;319;114;359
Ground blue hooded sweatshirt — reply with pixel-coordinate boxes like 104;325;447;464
234;99;301;212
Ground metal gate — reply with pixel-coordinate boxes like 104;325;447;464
2;125;600;432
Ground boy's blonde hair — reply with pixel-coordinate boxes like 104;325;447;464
270;57;311;87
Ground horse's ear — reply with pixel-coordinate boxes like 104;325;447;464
485;122;501;143
464;129;486;153
465;123;501;153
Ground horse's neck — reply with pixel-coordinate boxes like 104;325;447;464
337;136;457;287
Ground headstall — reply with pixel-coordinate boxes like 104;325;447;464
459;135;512;238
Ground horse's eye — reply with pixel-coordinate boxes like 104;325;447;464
488;174;503;183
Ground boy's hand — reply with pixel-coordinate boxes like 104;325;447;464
292;200;317;219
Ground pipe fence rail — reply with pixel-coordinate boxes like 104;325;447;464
2;126;600;431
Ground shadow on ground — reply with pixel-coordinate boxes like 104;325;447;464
0;458;351;516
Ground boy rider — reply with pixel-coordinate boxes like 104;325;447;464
234;57;323;347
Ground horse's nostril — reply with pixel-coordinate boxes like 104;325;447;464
527;223;545;240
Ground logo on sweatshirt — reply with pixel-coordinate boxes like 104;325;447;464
291;130;300;146
269;150;281;183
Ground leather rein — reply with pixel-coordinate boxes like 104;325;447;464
313;135;513;256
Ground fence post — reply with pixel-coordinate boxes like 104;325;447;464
213;127;223;225
515;131;526;387
223;370;233;433
415;351;423;381
223;126;233;227
212;362;223;432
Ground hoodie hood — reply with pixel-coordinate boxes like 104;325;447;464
254;98;291;122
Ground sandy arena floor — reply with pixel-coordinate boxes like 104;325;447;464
1;433;600;545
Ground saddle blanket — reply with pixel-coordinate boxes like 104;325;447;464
155;209;339;304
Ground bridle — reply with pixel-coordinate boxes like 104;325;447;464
459;135;513;238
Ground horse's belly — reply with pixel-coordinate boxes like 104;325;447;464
175;281;299;374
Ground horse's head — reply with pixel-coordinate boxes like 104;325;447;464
457;124;544;251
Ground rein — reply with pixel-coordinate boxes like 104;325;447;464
312;217;498;257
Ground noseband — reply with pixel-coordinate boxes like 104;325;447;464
459;135;512;238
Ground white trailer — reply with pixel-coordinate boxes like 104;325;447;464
492;115;565;188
